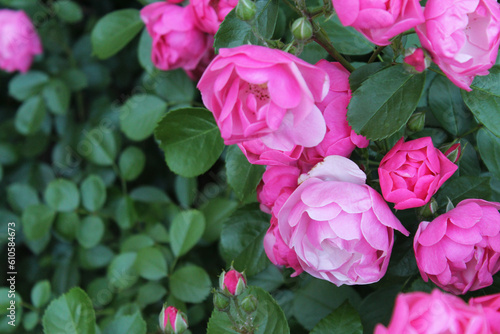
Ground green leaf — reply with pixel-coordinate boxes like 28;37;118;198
8;71;49;101
170;210;206;257
15;95;47;135
225;145;265;201
200;197;238;243
155;108;225;177
54;0;83;23
80;174;107;212
130;186;170;203
121;234;155;253
174;176;197;208
45;179;80;212
349;62;390;92
31;280;52;309
428;75;473;136
76;216;105;249
137;282;167;307
138;29;154;73
103;312;147;334
318;16;374;55
146;69;195;103
91;9;144;59
115;196;137;229
23;312;39;331
0;287;23;333
214;0;278;50
120;94;167;141
42;287;96;334
119;146;146;181
22;204;56;240
170;265;211;303
61;68;88;91
477;128;500;179
347;65;426;140
310;302;363;334
436;176;491;207
220;206;269;276
463;66;500;137
79;245;114;270
42;79;71;115
134;247;168;280
358;287;400;333
79;129;118;166
107;253;139;291
7;183;40;212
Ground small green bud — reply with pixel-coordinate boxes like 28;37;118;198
407;111;425;132
213;292;230;311
420;197;438;218
236;0;256;21
291;18;313;41
240;295;258;314
445;198;455;213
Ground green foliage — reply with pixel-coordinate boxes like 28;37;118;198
170;265;212;303
310;302;363;334
225;145;265;201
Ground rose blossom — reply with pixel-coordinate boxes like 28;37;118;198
197;45;329;151
257;165;300;214
414;199;500;295
191;0;238;34
416;0;500;91
378;137;457;210
276;155;409;286
159;305;188;333
331;0;424;46
140;2;212;71
0;9;42;73
375;289;491;333
220;269;246;296
469;293;500;332
300;60;369;168
238;139;303;166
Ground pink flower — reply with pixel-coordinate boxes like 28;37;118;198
238;139;303;166
220;269;246;296
414;199;500;295
331;0;424;46
378;137;457;210
191;0;238;34
197;45;329;151
416;0;500;91
301;60;369;167
469;293;500;333
277;155;409;286
375;289;491;333
0;9;42;73
140;3;212;71
257;165;300;214
404;47;431;73
159;305;188;334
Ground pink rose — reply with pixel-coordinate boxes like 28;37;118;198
277;155;409;286
197;45;329;151
220;269;246;296
414;199;500;295
404;47;431;73
191;0;238;34
140;3;212;71
469;293;500;333
159;305;188;333
301;60;369;167
378;137;457;210
416;0;500;91
238;139;303;166
375;289;490;333
0;9;42;73
257;165;300;214
332;0;424;46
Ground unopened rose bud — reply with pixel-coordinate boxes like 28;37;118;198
240;295;258;314
159;305;188;334
236;0;256;21
213;291;230;311
420;197;438;218
404;47;431;73
407;111;425;132
443;143;461;164
291;18;313;41
220;269;247;296
445;198;455;213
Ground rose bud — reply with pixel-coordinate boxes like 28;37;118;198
235;0;256;22
291;17;313;41
220;269;246;296
443;143;461;164
404;48;431;73
240;295;258;314
406;111;426;133
159;305;188;334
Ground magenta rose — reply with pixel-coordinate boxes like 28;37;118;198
238;139;303;166
257;165;300;214
0;9;42;73
191;0;238;34
469;293;500;333
159;305;188;333
375;289;490;333
197;45;329;150
378;137;457;210
416;0;500;91
220;269;246;296
277;155;409;286
301;60;369;167
140;2;212;71
332;0;424;46
414;199;500;295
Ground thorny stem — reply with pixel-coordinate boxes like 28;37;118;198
368;45;386;64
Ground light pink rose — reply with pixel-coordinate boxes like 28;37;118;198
469;293;500;333
140;3;212;71
238;139;303;166
301;60;369;167
257;165;300;214
191;0;238;34
378;137;457;210
414;199;500;295
416;0;500;91
197;45;329;151
277;155;409;286
0;9;42;73
375;289;491;333
332;0;425;46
